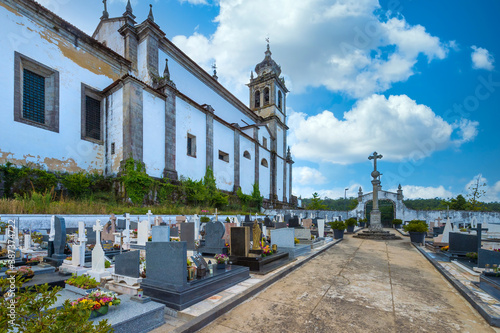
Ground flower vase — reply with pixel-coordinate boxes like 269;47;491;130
89;305;109;319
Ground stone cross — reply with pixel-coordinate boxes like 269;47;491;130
23;233;31;251
147;210;153;231
213;208;218;221
124;213;131;244
77;221;87;267
368;151;383;175
435;217;443;225
470;223;488;261
93;220;103;247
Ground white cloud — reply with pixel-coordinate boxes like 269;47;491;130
389;185;453;200
179;0;209;5
171;0;449;99
288;94;478;165
293;183;362;200
494;181;500;193
294;167;327;186
471;46;495;71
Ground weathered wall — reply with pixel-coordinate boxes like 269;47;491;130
259;147;271;198
239;135;255;195
92;19;125;57
142;90;165;177
106;88;124;175
0;2;124;173
175;97;207;181
213;120;234;191
276;157;284;201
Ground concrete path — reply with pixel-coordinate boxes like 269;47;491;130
198;233;497;333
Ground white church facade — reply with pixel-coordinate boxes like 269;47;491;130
0;0;295;205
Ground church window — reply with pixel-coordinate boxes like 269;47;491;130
187;133;196;157
263;137;267;149
243;151;251;159
81;84;103;143
219;150;229;163
261;158;268;168
254;90;260;108
278;91;282;109
111;142;115;155
14;52;59;132
264;87;270;105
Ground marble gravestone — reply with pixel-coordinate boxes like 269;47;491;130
180;222;195;250
137;220;149;246
115;250;140;278
144;241;187;289
222;223;237;245
88;220;110;280
271;228;295;248
199;221;226;255
152;226;170;242
230;227;250;257
317;219;325;238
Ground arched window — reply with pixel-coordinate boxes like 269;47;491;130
254;90;260;108
264;87;270;105
278;91;282;109
261;158;268;168
243;151;251;159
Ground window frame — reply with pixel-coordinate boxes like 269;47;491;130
187;133;197;158
81;83;104;144
254;90;260;108
218;150;229;163
263;87;270;105
261;158;268;168
262;137;268;149
14;52;59;132
243;150;251;160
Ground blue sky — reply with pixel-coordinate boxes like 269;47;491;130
40;0;500;202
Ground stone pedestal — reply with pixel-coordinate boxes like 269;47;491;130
370;209;382;231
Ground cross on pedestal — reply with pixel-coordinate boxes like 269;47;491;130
435;216;443;227
213;208;218;221
368;152;383;174
470;223;488;255
93;220;103;248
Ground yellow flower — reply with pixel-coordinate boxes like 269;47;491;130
108;302;112;306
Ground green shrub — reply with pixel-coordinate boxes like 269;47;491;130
121;158;153;205
328;221;346;230
392;219;403;225
65;274;99;289
403;220;428;233
62;172;91;198
345;218;357;226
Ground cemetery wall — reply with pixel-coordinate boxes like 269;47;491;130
143;90;166;178
0;3;125;173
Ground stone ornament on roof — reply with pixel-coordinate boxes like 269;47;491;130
255;43;282;77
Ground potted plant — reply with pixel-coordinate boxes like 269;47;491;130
359;218;367;228
200;210;210;223
392;219;403;229
214;254;229;269
328;221;346;239
345;218;357;233
71;289;120;319
466;252;478;264
403;220;428;244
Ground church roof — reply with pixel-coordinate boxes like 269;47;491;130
254;44;281;77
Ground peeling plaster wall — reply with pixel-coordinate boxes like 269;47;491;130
0;4;121;173
93;20;125;57
276;126;284;157
259;147;271;198
258;127;271;149
165;53;255;126
143;90;165;178
175;98;207;181
137;38;149;83
106;88;124;175
213;120;234;191
239;135;255;195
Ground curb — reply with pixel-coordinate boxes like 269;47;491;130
172;239;343;333
413;244;500;328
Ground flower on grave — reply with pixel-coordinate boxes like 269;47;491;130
195;240;200;248
261;245;273;257
65;256;72;261
440;245;449;251
31;230;43;244
225;242;230;249
71;289;120;310
27;256;43;264
170;237;180;242
0;260;12;268
148;236;152;242
214;254;229;264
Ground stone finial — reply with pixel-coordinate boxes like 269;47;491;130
101;0;109;20
126;0;133;14
212;62;218;81
163;58;170;80
148;4;154;22
286;146;292;160
250;71;254;80
358;186;362;193
398;184;402;190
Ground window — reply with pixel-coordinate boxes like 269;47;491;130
218;150;229;163
243;151;251;159
264;87;270;105
111;142;115;155
81;84;103;143
14;52;59;132
261;158;268;167
254;90;260;108
278;91;282;109
262;137;267;149
187;133;196;157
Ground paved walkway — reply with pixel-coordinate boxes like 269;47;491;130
198;233;497;333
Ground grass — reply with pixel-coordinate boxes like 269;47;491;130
0;196;261;216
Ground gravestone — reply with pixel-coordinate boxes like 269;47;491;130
88;220;110;280
152;226;170;242
264;217;274;228
244;215;251;223
288;216;300;228
231;227;250;257
271;228;295;248
275;222;287;229
295;229;311;240
86;227;96;245
199;221;226;255
130;221;138;231
302;219;313;229
190;253;209;271
284;214;291;224
115;250;140;278
223;223;237;245
449;233;478;255
137;220;149;246
45;216;67;266
170;226;179;237
317;219;325;238
145;241;187;288
102;214;116;242
180;222;195;250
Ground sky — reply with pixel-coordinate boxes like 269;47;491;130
38;0;500;202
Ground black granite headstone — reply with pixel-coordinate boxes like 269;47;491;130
288;216;299;228
170;226;179;237
130;221;138;230
115;250;140;278
264;217;274;228
284;214;291;224
145;241;187;288
180;223;195;250
86;227;96;245
230;227;250;257
275;222;287;229
244;215;251;223
52;216;66;259
117;219;126;230
449;233;478;254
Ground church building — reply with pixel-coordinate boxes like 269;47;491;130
0;0;294;205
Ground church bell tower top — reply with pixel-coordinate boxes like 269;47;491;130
254;42;281;77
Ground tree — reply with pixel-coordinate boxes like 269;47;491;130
306;192;326;210
467;175;486;211
442;194;468;211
